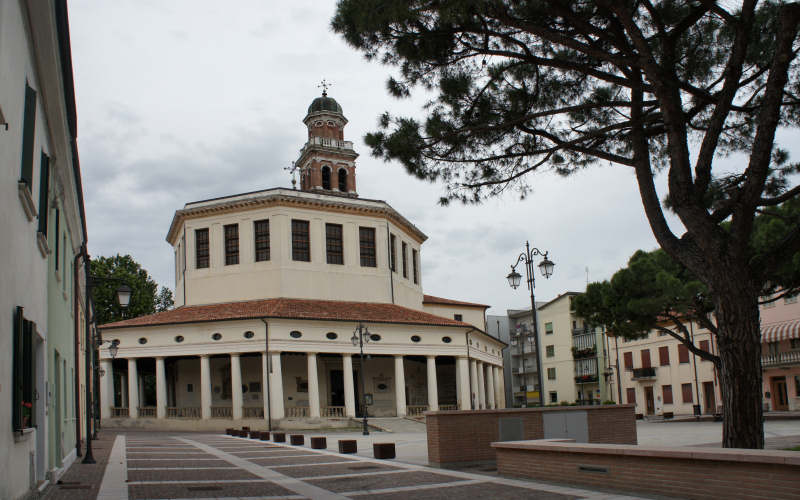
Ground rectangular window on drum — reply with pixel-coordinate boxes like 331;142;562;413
224;224;239;265
254;219;270;262
195;228;209;269
292;219;310;262
326;223;343;264
401;241;408;278
412;248;419;284
389;233;397;272
359;227;376;267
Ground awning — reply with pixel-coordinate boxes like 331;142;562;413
761;318;800;343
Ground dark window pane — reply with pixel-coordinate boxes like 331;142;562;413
401;241;408;278
20;84;37;189
640;349;651;368
195;228;209;268
682;383;693;403
54;209;60;271
254;219;270;262
322;166;331;189
224;224;239;265
326;223;343;264
292;219;310;261
412;248;419;284
338;168;347;191
359;227;376;267
389;233;396;271
37;152;49;235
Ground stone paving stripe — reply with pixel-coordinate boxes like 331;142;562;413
126;457;222;461
250;456;356;467
268;460;359;469
127;480;298;499
350;480;577;500
135;497;305;500
128;468;260;481
308;470;468;493
344;479;484;497
273;462;402;478
97;434;128;500
127;459;234;468
178;436;349;500
128;479;270;484
126;451;209;455
128;467;239;470
295;469;409;481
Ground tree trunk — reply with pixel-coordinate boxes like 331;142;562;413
714;288;764;449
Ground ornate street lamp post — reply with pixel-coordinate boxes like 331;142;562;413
507;241;554;407
351;323;371;435
81;249;131;464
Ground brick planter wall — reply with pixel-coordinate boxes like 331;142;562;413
426;405;635;466
493;440;800;500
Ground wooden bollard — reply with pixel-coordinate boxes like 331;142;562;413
273;432;286;442
289;434;304;445
373;443;396;459
310;437;327;449
338;439;357;454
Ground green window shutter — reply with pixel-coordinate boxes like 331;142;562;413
23;319;34;428
37;152;49;235
20;84;37;189
12;307;23;431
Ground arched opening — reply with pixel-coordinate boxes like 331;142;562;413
322;166;331;190
338;168;348;192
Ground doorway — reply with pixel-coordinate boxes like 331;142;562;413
330;370;344;407
702;382;716;414
772;377;789;411
644;386;655;415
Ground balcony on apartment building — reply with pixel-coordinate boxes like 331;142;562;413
572;327;597;358
632;367;657;379
762;350;800;367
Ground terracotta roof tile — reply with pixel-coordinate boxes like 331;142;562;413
100;297;473;330
422;294;489;308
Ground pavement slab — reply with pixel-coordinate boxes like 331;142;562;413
307;470;466;492
127;480;297;499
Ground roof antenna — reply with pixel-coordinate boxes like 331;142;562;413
318;78;331;97
585;266;590;286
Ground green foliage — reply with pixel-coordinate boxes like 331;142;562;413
90;254;172;325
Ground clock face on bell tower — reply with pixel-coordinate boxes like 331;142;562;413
297;88;359;196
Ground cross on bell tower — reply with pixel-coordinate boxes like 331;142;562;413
295;84;359;196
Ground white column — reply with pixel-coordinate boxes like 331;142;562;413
262;353;269;421
394;355;407;417
426;355;439;411
457;357;470;410
486;363;496;409
231;354;243;420
200;355;211;419
308;352;320;418
99;359;112;419
127;358;139;418
156;357;167;418
494;366;504;409
270;352;285;419
469;359;478;409
343;354;356;417
477;361;486;409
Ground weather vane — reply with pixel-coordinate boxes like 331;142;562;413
284;161;298;189
318;78;331;96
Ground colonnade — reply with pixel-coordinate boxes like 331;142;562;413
99;352;506;420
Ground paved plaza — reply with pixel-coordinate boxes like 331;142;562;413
41;420;800;500
44;430;649;500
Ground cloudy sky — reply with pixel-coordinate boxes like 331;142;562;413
69;1;705;314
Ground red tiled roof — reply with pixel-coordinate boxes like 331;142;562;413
100;297;473;330
423;294;489;309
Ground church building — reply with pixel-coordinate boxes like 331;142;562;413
98;91;506;428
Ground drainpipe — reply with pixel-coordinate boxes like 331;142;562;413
73;251;84;457
260;318;272;431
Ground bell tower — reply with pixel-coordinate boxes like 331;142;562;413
296;84;358;196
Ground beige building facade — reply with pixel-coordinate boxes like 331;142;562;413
98;93;504;428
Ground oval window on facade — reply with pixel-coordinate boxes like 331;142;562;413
174;335;184;343
442;336;452;343
326;332;338;340
290;331;302;339
243;331;255;339
411;335;421;343
138;337;147;345
369;334;381;342
212;333;222;341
